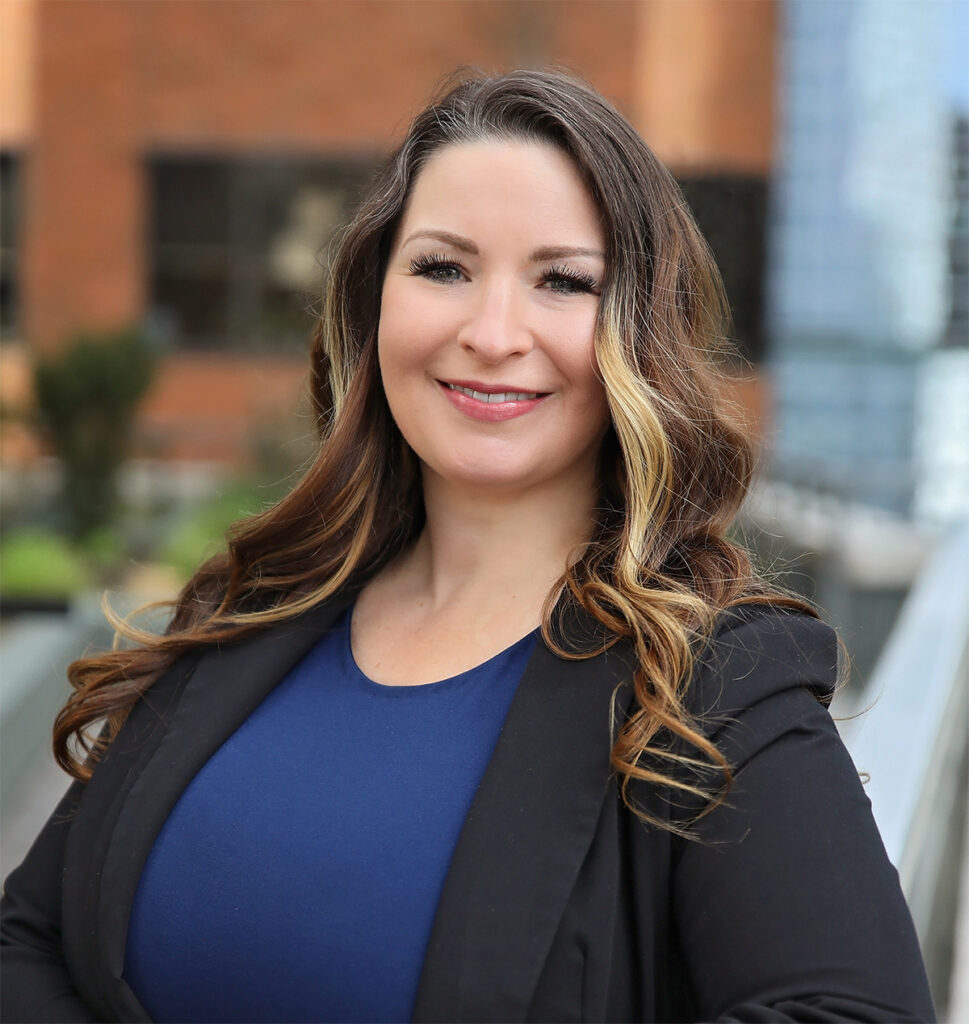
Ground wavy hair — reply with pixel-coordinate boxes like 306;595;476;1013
54;69;813;829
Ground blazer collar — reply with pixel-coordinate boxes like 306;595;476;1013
412;631;636;1022
80;592;635;1023
88;595;355;1021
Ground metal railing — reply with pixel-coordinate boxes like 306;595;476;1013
839;519;969;1016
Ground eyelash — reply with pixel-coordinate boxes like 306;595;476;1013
543;264;599;295
408;253;599;296
410;252;463;282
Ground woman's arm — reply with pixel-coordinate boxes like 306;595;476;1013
672;610;935;1022
2;783;100;1022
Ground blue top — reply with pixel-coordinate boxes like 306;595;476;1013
123;607;537;1023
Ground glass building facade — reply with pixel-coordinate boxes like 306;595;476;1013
767;0;968;521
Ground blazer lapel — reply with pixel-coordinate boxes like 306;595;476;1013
68;587;635;1023
80;595;353;1022
412;631;637;1023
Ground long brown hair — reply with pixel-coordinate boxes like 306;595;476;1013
55;69;813;829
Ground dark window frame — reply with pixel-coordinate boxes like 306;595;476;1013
677;173;770;366
0;151;23;340
148;152;377;352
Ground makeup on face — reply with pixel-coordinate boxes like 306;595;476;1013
377;140;611;494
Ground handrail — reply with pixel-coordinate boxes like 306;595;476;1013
839;518;969;1011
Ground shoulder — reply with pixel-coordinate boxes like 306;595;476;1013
643;604;844;831
685;603;839;731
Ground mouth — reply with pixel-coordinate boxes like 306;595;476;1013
440;381;548;403
437;379;550;422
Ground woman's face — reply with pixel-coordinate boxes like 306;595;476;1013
378;139;611;498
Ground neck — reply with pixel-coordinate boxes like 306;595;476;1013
400;468;600;618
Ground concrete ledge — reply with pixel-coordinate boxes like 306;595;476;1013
0;595;113;814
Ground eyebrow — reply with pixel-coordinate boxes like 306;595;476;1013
400;229;605;263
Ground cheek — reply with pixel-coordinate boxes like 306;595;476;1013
377;281;449;376
555;324;605;400
569;339;611;435
377;292;418;397
376;281;405;371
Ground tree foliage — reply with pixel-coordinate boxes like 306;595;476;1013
33;328;156;537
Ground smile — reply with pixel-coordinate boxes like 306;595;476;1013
444;383;543;403
438;380;549;423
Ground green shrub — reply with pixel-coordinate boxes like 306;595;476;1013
33;327;156;538
0;528;92;598
78;525;128;577
160;484;285;581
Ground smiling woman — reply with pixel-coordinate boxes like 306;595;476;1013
1;70;935;1023
379;140;608;491
358;139;613;682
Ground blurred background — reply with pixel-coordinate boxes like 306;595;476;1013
0;0;967;1014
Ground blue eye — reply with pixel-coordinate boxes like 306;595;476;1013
410;253;465;283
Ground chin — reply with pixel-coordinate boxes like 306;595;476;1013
427;452;542;492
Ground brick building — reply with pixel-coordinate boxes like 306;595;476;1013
0;0;777;463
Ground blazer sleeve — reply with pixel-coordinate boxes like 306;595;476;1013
1;781;100;1023
668;607;936;1022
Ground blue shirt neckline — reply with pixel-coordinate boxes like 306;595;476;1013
338;605;540;694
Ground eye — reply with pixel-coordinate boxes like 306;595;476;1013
410;252;466;284
541;265;600;296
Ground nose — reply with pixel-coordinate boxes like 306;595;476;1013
456;278;534;362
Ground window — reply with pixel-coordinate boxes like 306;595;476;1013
678;174;769;365
149;155;375;351
0;152;21;339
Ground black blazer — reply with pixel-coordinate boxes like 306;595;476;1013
1;596;935;1023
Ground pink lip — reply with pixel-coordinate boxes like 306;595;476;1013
437;380;549;423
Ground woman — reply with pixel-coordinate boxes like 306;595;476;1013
1;70;934;1022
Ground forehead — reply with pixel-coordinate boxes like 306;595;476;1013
397;139;604;245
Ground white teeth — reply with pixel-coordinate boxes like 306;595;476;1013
446;383;540;402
